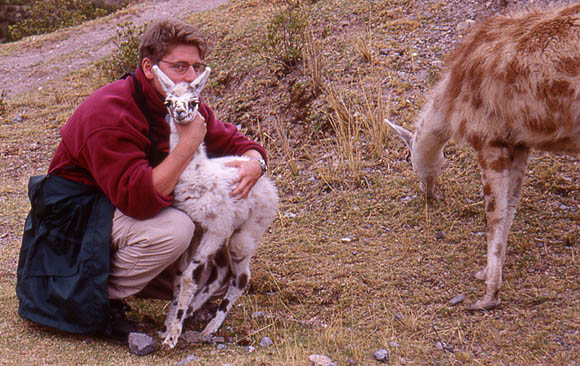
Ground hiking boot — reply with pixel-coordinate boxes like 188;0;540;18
107;299;136;345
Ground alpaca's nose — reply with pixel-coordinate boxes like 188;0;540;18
176;110;188;122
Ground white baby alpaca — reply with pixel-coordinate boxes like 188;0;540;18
152;65;279;349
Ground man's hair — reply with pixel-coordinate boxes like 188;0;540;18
138;19;208;65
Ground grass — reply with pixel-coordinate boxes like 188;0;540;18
1;0;579;365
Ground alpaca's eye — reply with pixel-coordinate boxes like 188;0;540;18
189;101;198;109
164;100;171;107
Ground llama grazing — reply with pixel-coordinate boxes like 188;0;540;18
152;65;279;349
386;4;580;310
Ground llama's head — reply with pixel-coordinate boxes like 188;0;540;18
385;119;445;198
152;64;211;124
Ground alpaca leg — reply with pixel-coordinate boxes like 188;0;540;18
185;249;232;319
200;222;264;336
470;145;529;310
162;232;228;349
160;247;195;338
200;255;252;336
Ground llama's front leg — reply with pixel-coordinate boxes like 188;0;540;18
162;260;207;349
162;232;227;348
470;145;529;310
160;249;195;339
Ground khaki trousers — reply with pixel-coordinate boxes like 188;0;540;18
108;207;196;300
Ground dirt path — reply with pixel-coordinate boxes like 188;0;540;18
0;0;229;97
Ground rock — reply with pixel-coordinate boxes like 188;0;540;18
245;345;256;353
178;355;201;366
128;332;157;356
259;336;273;347
308;354;337;366
251;311;265;319
181;330;211;344
374;349;389;363
449;294;465;306
389;341;400;348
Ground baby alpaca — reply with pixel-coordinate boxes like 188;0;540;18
152;65;279;349
387;4;580;310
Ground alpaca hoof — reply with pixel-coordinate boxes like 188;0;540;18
468;297;501;311
162;334;179;350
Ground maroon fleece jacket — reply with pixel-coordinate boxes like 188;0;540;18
48;68;266;220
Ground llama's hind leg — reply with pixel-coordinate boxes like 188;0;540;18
200;225;262;336
185;249;232;321
162;232;228;349
470;145;529;310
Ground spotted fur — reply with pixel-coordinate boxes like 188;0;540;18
152;65;279;349
386;4;580;310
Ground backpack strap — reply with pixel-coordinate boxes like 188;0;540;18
122;72;165;167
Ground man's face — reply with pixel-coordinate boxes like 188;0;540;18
144;44;202;97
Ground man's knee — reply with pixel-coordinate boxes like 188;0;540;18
158;208;195;254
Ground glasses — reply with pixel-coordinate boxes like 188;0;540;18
159;60;207;75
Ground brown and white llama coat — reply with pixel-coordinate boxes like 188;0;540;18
387;4;580;310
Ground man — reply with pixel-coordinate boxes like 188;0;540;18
16;18;268;345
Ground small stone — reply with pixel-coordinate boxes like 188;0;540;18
212;336;225;343
389;341;400;348
251;311;265;319
449;294;465;306
374;349;389;363
245;345;256;352
128;332;157;356
259;336;273;347
182;330;211;344
217;343;227;350
178;354;201;366
308;354;337;366
435;231;445;240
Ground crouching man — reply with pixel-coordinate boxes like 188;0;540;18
16;18;268;345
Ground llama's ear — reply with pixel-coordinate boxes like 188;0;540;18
385;118;414;151
191;66;211;94
152;65;175;94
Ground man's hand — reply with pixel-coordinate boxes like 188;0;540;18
174;112;206;153
152;112;206;197
226;157;263;199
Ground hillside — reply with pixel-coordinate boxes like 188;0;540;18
0;0;578;365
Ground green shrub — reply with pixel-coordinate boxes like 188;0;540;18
8;0;124;41
263;2;308;69
96;22;144;82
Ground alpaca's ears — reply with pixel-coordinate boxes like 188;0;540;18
385;119;414;151
190;67;211;95
152;65;176;95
